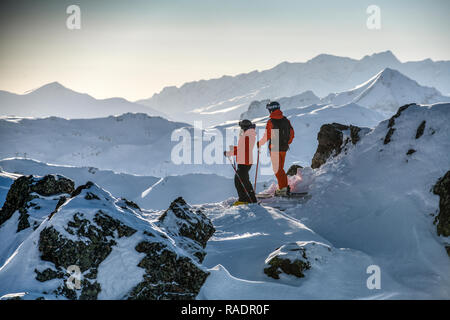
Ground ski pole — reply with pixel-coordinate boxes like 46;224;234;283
227;156;253;203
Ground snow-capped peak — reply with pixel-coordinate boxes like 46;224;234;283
323;68;450;115
361;50;400;64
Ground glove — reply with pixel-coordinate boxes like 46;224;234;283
257;141;260;149
223;151;227;157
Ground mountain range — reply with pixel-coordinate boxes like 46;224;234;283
0;82;164;119
137;51;450;125
241;68;450;119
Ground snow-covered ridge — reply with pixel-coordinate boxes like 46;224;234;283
322;68;450;115
0;113;191;176
240;68;450;121
0;82;165;119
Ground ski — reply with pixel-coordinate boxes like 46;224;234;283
256;192;309;199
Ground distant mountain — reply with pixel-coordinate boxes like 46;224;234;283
239;68;450;120
0;113;190;176
240;90;320;120
137;51;450;125
322;68;450;115
0;82;165;119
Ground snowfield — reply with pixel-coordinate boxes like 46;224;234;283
0;103;449;299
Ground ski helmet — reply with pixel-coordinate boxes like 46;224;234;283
239;119;255;131
266;101;280;112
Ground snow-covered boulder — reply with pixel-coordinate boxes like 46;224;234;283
264;242;313;279
0;178;215;300
0;175;75;267
0;174;74;228
158;197;215;263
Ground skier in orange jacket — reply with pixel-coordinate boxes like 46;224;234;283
257;101;295;196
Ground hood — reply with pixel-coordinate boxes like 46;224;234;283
269;109;284;119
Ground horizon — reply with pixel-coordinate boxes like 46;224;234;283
0;51;446;102
1;0;449;100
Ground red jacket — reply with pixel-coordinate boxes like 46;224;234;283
225;128;256;165
258;109;294;150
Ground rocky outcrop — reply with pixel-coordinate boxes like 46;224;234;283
383;103;416;144
311;123;368;169
264;242;312;279
37;209;137;300
433;171;450;239
264;241;332;280
0;176;215;300
158;197;215;262
416;120;426;139
0;174;74;231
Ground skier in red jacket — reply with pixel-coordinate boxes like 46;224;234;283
257;101;295;196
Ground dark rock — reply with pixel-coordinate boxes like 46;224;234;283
85;192;100;200
287;164;303;176
49;196;68;219
384;104;416;144
264;246;311;279
349;125;362;144
38;208;137;299
0;175;74;227
433;171;450;239
311;123;367;169
416;120;426;139
159;197;215;255
35;268;64;282
387;103;415;128
406;149;416;156
119;198;141;211
383;128;396;145
17;211;30;232
71;181;94;198
127;241;209;300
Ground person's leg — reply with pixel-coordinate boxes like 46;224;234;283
270;151;288;189
237;164;257;203
234;170;247;202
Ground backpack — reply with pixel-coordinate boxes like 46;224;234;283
269;117;292;152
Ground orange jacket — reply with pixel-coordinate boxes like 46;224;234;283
225;128;256;165
258;109;294;149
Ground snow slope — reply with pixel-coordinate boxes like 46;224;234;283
137;51;450;125
0;113;191;176
198;103;450;299
0;82;165;119
322;68;450;115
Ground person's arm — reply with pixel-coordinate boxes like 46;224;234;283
288;119;295;144
225;146;237;157
258;120;272;147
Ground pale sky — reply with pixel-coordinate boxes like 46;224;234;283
0;0;449;101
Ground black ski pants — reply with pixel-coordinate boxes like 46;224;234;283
234;164;257;203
